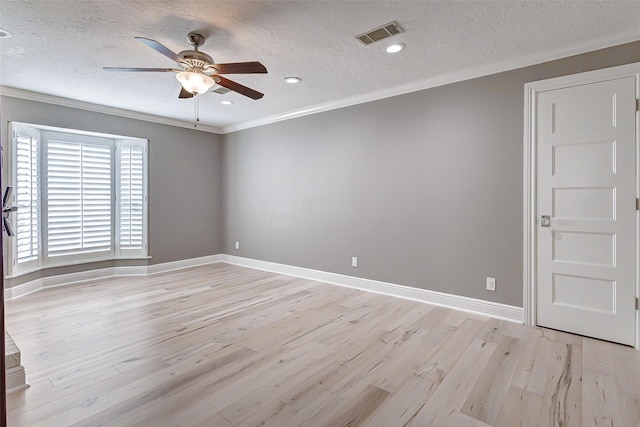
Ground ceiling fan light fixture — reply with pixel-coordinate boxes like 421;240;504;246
176;71;215;95
284;76;301;84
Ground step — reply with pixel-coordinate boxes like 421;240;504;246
5;332;27;393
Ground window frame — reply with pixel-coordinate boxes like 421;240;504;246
7;122;149;278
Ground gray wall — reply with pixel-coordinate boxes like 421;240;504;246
223;41;640;307
1;97;223;288
5;41;640;304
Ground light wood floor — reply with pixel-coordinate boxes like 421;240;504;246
5;263;640;426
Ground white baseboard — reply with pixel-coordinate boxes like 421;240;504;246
5;254;224;300
221;255;524;323
150;254;226;274
4;253;523;323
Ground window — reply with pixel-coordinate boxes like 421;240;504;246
9;122;148;276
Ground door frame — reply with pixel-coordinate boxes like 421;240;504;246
523;62;640;349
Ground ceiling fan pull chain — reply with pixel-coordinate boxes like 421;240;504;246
194;95;200;127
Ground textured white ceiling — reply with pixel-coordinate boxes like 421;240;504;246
1;1;640;132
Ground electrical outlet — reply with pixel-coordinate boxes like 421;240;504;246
235;241;239;250
352;257;358;268
486;277;496;292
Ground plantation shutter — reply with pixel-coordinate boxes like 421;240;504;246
14;126;39;264
9;122;148;276
45;133;113;258
117;140;146;253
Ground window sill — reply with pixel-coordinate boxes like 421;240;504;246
6;255;152;279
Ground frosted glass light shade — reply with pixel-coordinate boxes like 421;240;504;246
176;71;215;95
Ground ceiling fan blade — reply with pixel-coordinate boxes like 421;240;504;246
135;37;185;64
179;87;194;99
103;67;180;72
216;76;264;100
213;62;267;74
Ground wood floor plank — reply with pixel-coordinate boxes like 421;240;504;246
280;390;347;427
494;386;543;427
367;375;437;427
538;341;583;427
372;322;455;393
460;334;524;425
408;338;498;426
416;318;485;383
110;342;306;426
610;345;640;427
323;384;390;427
510;327;555;395
216;343;331;425
237;399;297;427
582;370;623;426
4;263;639;426
279;367;338;411
31;354;216;427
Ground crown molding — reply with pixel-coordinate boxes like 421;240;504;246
0;86;224;134
222;27;640;133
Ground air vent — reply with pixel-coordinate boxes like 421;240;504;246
356;21;404;45
212;86;231;95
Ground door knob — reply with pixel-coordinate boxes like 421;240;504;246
540;215;551;227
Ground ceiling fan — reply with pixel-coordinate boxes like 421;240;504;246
104;32;267;100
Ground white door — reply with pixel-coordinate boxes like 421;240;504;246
536;76;637;345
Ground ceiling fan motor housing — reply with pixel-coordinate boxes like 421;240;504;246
179;50;217;73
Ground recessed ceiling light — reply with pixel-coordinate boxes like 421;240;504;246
385;43;404;53
221;100;233;105
0;28;12;38
284;76;301;84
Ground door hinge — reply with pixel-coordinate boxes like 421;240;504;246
636;297;639;310
637;99;640;111
637;198;639;211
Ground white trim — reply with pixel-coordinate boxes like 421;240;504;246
4;256;152;280
0;87;223;135
5;253;523;322
145;255;223;275
223;28;640;133
636;71;640;353
221;255;523;323
524;61;640;349
3;29;640;135
523;84;536;327
4;254;224;300
635;72;640;350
